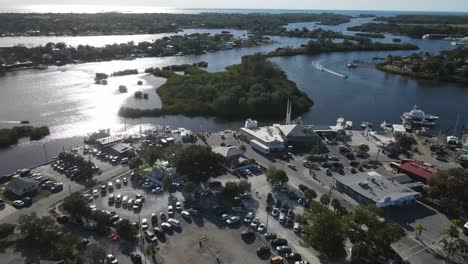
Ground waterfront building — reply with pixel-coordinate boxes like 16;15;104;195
398;160;437;184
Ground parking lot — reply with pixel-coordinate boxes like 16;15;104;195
85;176;274;264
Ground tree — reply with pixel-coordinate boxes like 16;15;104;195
441;220;466;260
0;55;6;65
162;175;173;196
320;194;330;206
17;213;79;261
428;168;466;203
118;85;128;93
351;242;375;264
63;192;91;220
267;192;275;206
265;167;289;186
415;224;427;240
115;219;137;239
128;157;143;170
305;189;317;200
358;144;370;153
303;202;347;257
395;134;416;152
175;145;223;182
82;245;106;264
0;223;14;239
331;198;341;212
90;210;111;234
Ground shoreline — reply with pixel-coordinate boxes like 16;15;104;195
376;63;468;84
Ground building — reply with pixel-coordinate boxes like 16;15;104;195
7;177;39;197
96;135;124;147
110;143;134;156
334;171;421;208
392;124;406;135
212;146;245;167
240;119;319;153
398;160;437;184
144;161;177;186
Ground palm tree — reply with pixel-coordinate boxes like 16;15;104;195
320;194;330;206
441;220;461;260
331;199;341;213
415;224;427;240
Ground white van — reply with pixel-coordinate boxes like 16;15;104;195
293;222;301;233
279;213;285;223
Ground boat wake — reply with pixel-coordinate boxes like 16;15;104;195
311;60;348;79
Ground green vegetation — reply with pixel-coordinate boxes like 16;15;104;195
120;54;313;119
377;49;468;83
0;55;5;65
62;192;92;221
111;69;138;76
267;38;418;57
427;168;467;203
174;145;223;183
349;15;468;38
265;167;289;186
440;220;468;261
118;85;128;93
16;213;80;261
302;203;404;261
0;32;270;66
0;223;15;239
355;32;385;38
58;152;98;182
0;13;350;36
283;28;369;41
0;126;50;149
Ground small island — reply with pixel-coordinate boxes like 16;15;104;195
348;15;468;38
119;54;313;119
376;48;468;83
0;126;50;149
267;38;418;57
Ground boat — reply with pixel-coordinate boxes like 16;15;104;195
84;129;111;144
361;121;372;129
165;126;171;133
401;105;438;126
347;61;358;68
336;117;345;127
345;121;353;130
380;120;392;131
20;120;29;124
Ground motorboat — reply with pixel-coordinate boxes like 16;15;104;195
361;121;372;129
345;121;353;130
347;61;358;68
401;105;438;126
380;120;392;131
336;117;345;127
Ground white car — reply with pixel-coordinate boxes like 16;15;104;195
152;187;164;193
115;194;122;203
168;218;180;227
279;213;285;223
106;253;118;264
115;179;121;186
127;199;134;207
92;189;99;197
133;199;142;209
244;212;253;223
122;196;128;204
161;222;172;230
83;194;93;202
257;223;266;233
250;217;259;228
181;210;190;218
145;230;157;242
175;201;182;211
271;208;279;217
168;205;174;216
12;200;25;208
122;177;127;184
226;216;240;225
107;182;113;190
141;218;148;230
220;213;230;221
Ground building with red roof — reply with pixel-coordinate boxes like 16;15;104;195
398;160;437;184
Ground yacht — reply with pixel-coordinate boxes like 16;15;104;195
401;105;438;126
336;117;345;127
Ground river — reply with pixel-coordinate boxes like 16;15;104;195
0;17;466;175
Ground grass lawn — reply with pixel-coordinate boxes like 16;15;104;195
32;189;52;203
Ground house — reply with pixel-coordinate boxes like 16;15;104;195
212;146;245;166
7;177;39;197
398;160;437;184
110;143;134;157
334;171;421;208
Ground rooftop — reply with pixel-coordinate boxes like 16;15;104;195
111;143;134;154
334;171;421;207
212;146;245;159
399;160;437;180
240;126;285;144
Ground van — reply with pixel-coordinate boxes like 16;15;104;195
293;222;301;233
279;213;285;223
270;256;284;264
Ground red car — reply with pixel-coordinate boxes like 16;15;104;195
107;233;121;241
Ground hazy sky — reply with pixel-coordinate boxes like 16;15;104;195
2;0;468;12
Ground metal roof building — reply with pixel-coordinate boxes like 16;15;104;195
334;171;421;208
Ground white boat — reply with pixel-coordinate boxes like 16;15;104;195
380;120;392;131
401;105;438;126
347;61;358;68
345;121;353;130
336;117;345;126
361;121;372;129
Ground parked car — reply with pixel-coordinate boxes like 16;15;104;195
106;253;118;264
250;217;260;228
271;238;288;246
279;213;285;223
276;246;292;254
144;230;157;242
168;218;181;227
12;200;24;208
141;218;148;230
257;223;266;233
220;213;230;221
241;230;255;240
256;246;270;256
226;216;240;225
175;201;182;211
181;210;190;218
129;251;142;263
168;205;174;216
0;199;5;208
244;212;254;223
161;222;172;230
286;253;302;261
160;212;167;221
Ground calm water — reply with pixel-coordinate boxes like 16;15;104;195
0;16;466;175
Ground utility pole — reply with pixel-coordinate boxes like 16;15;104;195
375;149;381;162
43;143;48;162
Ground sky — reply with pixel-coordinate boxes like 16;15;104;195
1;0;468;12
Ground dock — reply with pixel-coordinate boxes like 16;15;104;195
312;61;348;79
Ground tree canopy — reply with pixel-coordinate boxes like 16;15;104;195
63;192;91;220
265;167;289;186
174;145;223;182
428;168;467;202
